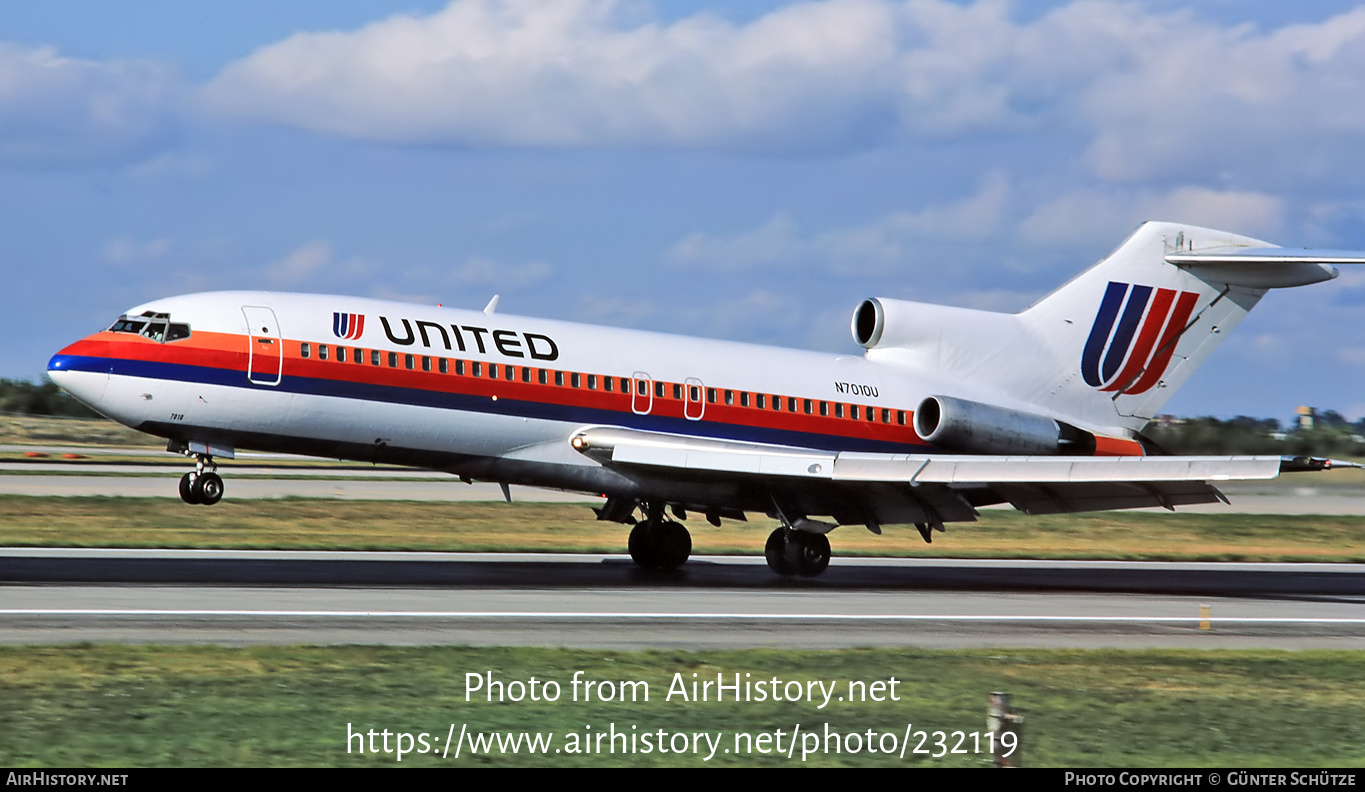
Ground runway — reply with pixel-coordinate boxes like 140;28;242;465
4;550;1363;649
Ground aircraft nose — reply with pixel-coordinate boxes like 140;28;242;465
47;342;109;409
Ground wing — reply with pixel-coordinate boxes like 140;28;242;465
571;426;1283;527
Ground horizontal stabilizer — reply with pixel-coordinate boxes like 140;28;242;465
1166;246;1365;288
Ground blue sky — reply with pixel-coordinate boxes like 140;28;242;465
6;0;1365;423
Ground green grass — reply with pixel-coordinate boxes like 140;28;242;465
3;495;1365;561
2;645;1361;767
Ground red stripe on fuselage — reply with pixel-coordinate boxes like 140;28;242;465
64;331;930;449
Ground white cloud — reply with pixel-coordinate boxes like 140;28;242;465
0;43;179;166
449;255;553;288
669;214;805;271
193;0;1365;196
1019;186;1285;250
102;237;171;264
267;240;333;285
201;0;901;151
669;173;1010;273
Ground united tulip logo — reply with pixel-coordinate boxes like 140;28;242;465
1081;282;1199;395
332;312;365;341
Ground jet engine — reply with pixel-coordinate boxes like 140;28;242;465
913;395;1092;455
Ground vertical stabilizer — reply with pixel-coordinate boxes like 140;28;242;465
860;221;1358;435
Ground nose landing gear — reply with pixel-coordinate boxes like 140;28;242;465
178;454;224;505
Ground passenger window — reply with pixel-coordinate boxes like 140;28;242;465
337;346;347;363
756;394;766;409
636;379;646;395
439;358;448;374
505;365;514;380
673;384;682;400
803;399;812;415
835;403;844;419
301;343;311;359
897;410;906;425
372;350;381;366
740;392;750;408
538;369;548;385
319;345;329;361
404;354;414;370
689;386;700;402
522;367;531;383
473;362;483;377
571;373;580;388
588;374;597;390
788;398;797;413
707;388;716;404
489;364;499;380
819;401;828;417
850;405;859;420
388;352;398;367
456;360;466;375
556;371;565;386
882;408;891;424
604;376;613;392
422;356;431;372
655;381;664;398
725;390;734;406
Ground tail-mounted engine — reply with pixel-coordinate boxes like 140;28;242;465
913;395;1096;455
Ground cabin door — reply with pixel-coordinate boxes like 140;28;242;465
242;306;283;386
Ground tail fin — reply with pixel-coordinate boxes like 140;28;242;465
860;221;1362;434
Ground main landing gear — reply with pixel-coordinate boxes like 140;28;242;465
626;504;692;571
764;527;831;577
178;454;224;505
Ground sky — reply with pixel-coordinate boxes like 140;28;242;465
5;0;1365;423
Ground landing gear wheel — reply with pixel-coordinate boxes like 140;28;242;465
765;528;830;577
179;473;202;505
628;521;658;568
628;519;692;570
765;528;795;576
192;471;224;505
787;531;830;577
658;520;691;570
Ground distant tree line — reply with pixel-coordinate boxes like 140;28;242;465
0;378;99;418
1144;413;1365;458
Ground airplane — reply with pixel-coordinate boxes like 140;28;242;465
46;221;1365;576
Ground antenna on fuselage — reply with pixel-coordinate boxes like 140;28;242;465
483;295;500;315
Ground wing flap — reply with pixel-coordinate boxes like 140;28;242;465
577;427;1280;484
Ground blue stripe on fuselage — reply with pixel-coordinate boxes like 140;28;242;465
50;353;922;454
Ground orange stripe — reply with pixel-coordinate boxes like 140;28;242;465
1091;435;1145;457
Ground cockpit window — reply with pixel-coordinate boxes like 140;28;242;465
107;314;191;343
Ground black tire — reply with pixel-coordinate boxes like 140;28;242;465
656;520;691;570
628;521;657;568
790;532;831;577
764;528;795;576
193;472;224;506
179;472;202;505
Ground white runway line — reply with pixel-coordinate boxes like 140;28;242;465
5;609;1365;623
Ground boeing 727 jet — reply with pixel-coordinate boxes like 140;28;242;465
47;222;1365;576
